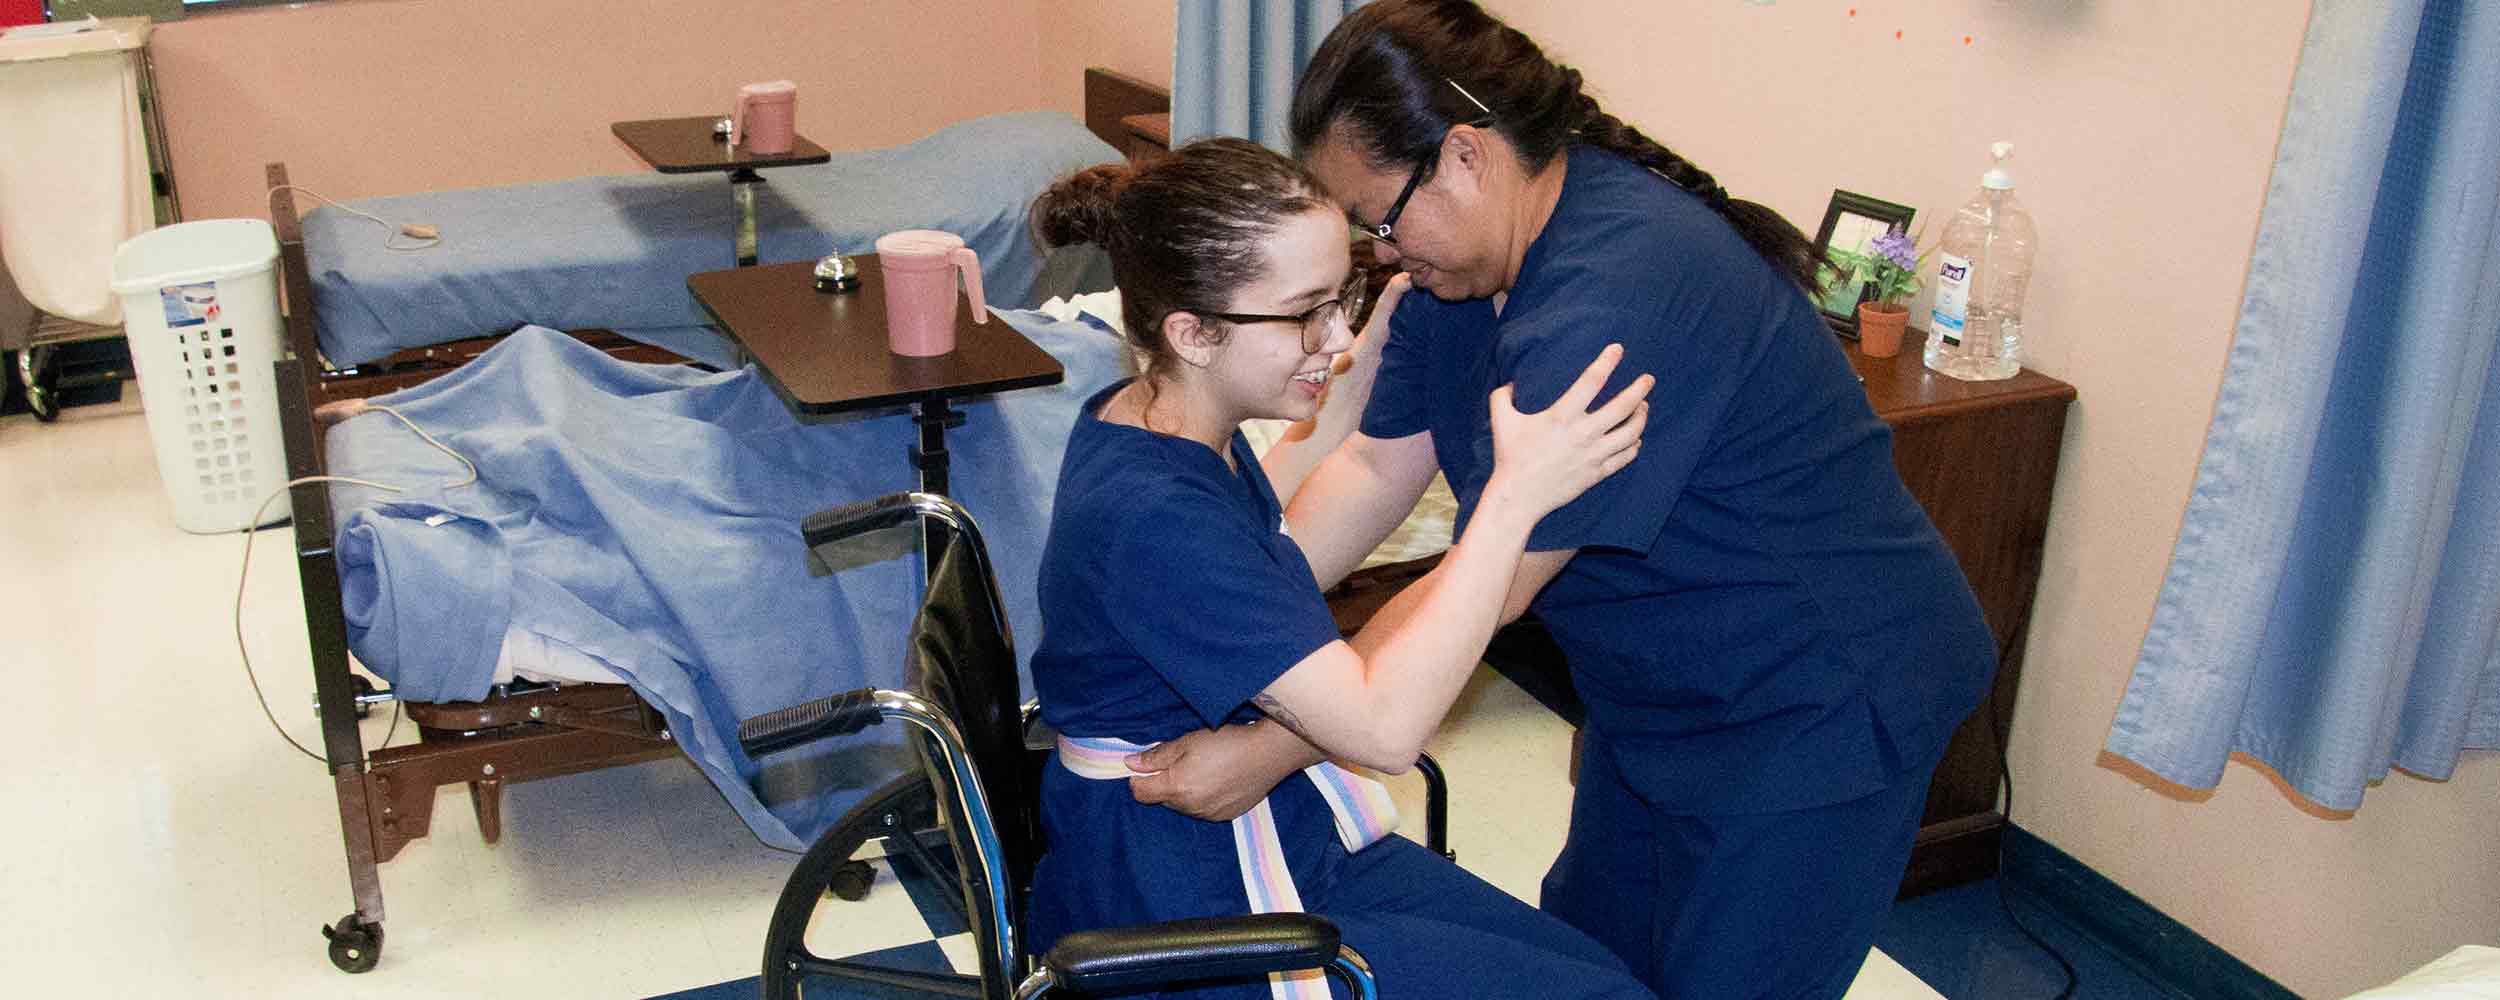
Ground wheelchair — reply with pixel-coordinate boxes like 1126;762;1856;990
739;492;1452;998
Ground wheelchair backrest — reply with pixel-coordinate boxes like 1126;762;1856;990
907;531;1042;903
796;491;1044;991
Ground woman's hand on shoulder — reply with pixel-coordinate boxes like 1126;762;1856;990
1484;343;1652;519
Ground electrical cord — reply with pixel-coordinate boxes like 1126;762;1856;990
235;403;477;767
1987;649;2081;1000
265;184;444;253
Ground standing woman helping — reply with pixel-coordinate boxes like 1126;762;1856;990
1263;2;2003;997
1021;138;1657;999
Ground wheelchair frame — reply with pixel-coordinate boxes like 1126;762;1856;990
743;492;1435;998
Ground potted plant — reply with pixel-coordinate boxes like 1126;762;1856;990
1849;227;1927;358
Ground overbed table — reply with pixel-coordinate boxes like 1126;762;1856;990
611;116;831;266
685;256;1065;499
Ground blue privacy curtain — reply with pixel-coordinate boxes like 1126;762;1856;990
2105;1;2499;811
1171;0;1366;151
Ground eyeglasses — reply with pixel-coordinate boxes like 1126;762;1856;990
1190;269;1370;355
1355;79;1496;246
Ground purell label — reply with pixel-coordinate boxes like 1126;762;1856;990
1930;254;1972;346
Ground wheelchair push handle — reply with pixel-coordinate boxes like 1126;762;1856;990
738;687;884;757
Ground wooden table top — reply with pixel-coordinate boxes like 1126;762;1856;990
610;116;832;174
686;257;1065;416
1848;329;2076;425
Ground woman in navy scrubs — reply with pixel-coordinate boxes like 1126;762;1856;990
1139;4;2003;998
1021;138;1658;999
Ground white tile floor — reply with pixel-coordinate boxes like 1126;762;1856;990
0;397;1941;998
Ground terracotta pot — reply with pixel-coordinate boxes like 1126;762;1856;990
1856;301;1909;358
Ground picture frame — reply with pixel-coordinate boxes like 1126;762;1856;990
1810;190;1917;339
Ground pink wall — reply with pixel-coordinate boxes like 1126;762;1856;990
1481;2;2499;995
1036;0;1176;118
149;0;1050;222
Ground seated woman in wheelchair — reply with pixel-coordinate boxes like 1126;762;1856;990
1025;137;1655;999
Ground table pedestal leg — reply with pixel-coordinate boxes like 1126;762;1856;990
911;398;968;577
731;168;762;266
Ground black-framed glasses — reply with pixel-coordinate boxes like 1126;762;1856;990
1191;269;1369;355
1360;156;1436;246
1356;79;1496;245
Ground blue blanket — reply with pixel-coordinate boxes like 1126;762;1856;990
304;111;1119;368
326;314;1127;849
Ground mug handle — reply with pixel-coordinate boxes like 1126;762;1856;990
953;247;987;324
731;91;754;148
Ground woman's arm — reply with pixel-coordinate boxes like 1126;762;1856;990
1284;431;1439;591
1127;719;1329;822
1127;544;1576;823
1253;350;1651;772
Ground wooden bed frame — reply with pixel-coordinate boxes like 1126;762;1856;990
274;67;1450;974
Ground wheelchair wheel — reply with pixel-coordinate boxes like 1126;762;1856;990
761;774;936;1000
323;913;383;973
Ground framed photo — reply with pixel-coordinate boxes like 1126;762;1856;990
1810;190;1916;338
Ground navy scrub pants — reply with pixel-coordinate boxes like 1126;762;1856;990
1541;734;1935;1000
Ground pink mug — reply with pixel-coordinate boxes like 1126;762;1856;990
875;230;987;357
730;80;796;155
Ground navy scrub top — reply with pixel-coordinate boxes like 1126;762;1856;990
1026;379;1358;940
1364;144;1999;815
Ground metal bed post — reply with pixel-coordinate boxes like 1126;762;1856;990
276;353;388;971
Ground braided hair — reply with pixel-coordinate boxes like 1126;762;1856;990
1289;0;1818;292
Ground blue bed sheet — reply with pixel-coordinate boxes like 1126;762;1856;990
323;312;1127;850
302;111;1119;368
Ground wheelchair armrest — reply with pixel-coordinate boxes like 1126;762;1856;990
801;494;928;549
1041;913;1343;995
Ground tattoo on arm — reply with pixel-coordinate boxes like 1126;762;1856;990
1251;693;1312;740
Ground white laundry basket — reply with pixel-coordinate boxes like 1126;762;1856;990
108;218;289;534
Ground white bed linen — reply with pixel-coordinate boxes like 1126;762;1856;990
493;625;628;687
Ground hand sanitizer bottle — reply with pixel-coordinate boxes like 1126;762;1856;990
1926;142;2036;381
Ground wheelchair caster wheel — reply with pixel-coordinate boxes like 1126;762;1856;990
827;859;875;902
323;914;383;973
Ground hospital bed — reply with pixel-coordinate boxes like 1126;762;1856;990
273;68;1464;975
273;109;1120;402
268;84;1117;971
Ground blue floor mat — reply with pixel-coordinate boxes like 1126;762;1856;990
1879;879;2178;999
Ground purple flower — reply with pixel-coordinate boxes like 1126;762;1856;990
1871;230;1918;271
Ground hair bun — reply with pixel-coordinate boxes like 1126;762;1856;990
1031;163;1132;249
